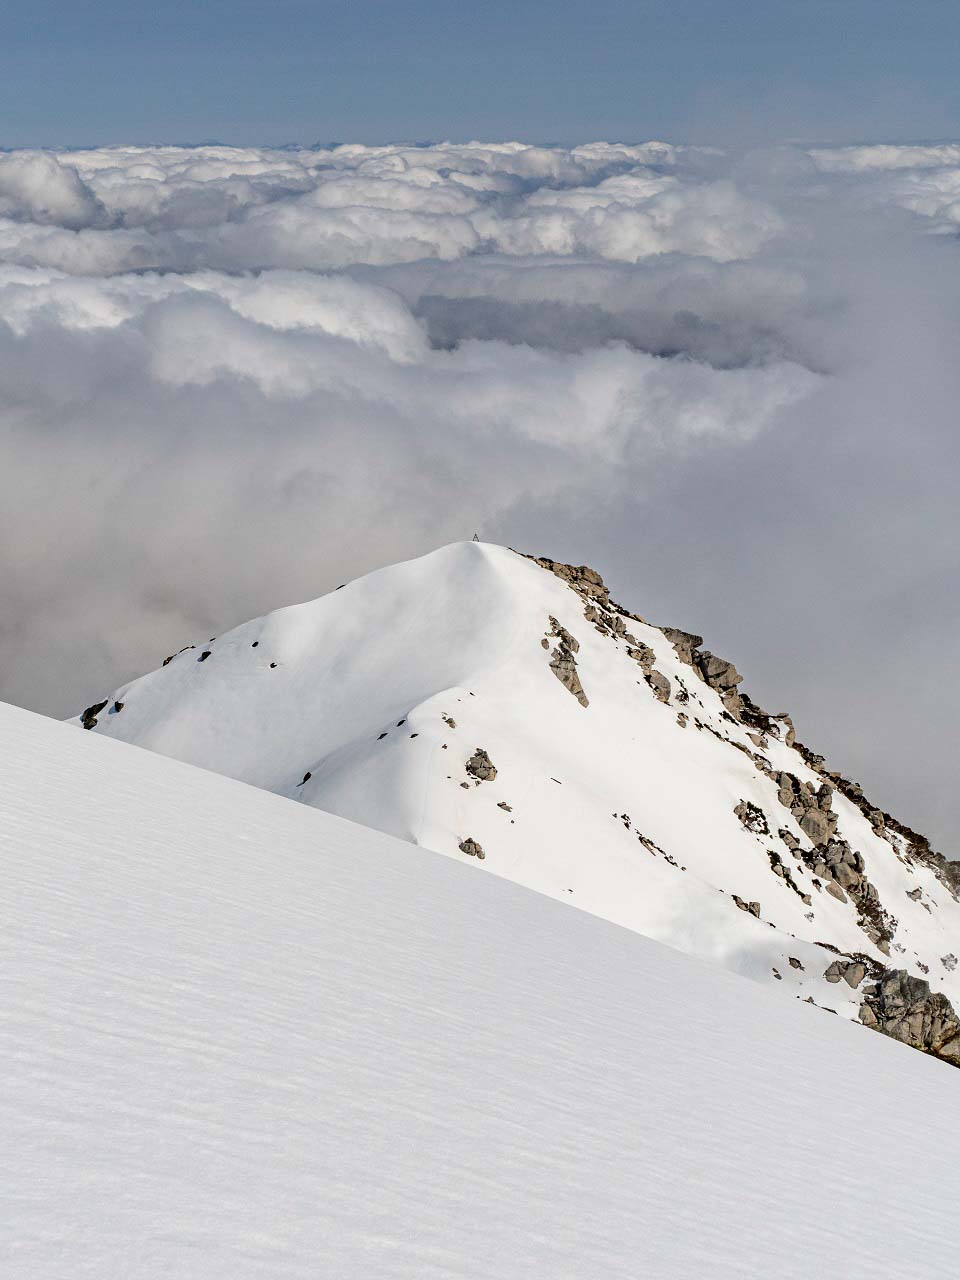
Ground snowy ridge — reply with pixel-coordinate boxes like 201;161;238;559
5;698;960;1277
73;541;960;1062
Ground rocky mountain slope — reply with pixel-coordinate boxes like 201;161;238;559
73;541;960;1065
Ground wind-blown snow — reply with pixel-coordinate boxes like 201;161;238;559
3;698;959;1277
74;541;960;1026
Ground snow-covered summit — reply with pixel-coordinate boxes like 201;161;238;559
73;540;960;1064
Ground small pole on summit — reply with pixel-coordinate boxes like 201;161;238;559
473;532;480;541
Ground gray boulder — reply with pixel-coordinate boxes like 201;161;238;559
860;969;960;1066
465;748;497;783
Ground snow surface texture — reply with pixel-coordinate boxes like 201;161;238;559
74;541;960;1040
5;698;960;1278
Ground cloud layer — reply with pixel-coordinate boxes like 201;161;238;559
2;139;959;851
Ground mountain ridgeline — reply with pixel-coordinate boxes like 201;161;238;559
75;542;960;1068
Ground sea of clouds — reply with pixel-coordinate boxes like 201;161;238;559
2;139;959;847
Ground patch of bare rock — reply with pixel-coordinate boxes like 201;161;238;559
545;617;588;707
860;969;960;1067
465;748;497;783
80;700;108;730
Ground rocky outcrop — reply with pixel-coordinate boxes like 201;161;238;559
774;772;895;947
803;836;894;952
459;837;486;861
859;969;960;1067
734;799;769;836
775;772;839;846
526;557;614;609
824;959;868;988
658;627;746;718
625;643;671;704
732;895;761;917
646;669;671;704
162;644;195;667
80;700;108;730
809;763;960;900
465;748;497;783
546;617;588;707
659;626;702;667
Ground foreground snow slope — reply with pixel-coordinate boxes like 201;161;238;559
4;700;959;1278
75;541;960;1049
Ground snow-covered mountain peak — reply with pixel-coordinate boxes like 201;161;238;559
73;540;960;1066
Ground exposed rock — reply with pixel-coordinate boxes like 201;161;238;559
867;808;886;836
646;669;671;704
698;652;742;690
624;641;671;703
694;652;744;718
525;556;613;608
799;835;895;951
733;895;761;917
777;715;796;747
80;700;108;730
824;959;867;988
817;764;960;900
776;772;839;846
465;748;497;783
660;627;703;667
734;800;769;836
800;806;835;847
459;837;486;861
112;701;124;714
497;801;513;812
788;957;804;970
943;954;958;972
906;887;923;902
546;617;588;707
162;644;195;667
676;712;688;728
198;650;211;662
627;642;656;672
860;969;960;1067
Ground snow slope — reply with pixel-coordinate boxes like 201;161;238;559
73;541;960;1040
4;699;960;1278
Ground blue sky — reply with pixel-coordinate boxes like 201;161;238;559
4;0;960;146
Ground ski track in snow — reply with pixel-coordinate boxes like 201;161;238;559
3;700;959;1278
